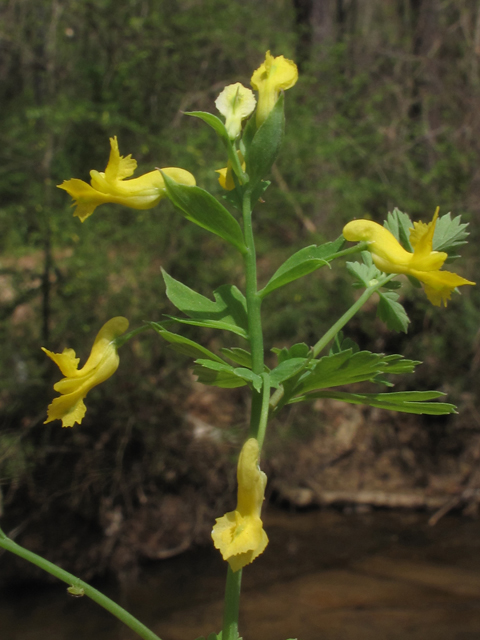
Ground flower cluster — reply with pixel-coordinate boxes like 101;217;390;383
214;51;298;190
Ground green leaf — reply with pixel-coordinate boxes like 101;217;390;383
270;357;309;388
432;212;470;260
330;331;359;355
259;237;345;298
289;389;456;415
149;323;226;363
193;360;247;388
186;111;230;143
165;315;246;337
162;270;248;338
294;350;387;395
346;259;382;288
379;354;420;374
381;279;403;290
371;353;420;387
220;347;253;368
271;342;310;363
277;350;422;413
233;367;263;392
377;291;410;333
292;345;419;397
222;180;271;213
222;188;243;212
161;172;247;253
241;114;257;154
193;359;262;390
185;111;245;181
384;209;470;262
384;208;414;251
246;93;285;187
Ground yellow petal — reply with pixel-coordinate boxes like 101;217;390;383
215;83;256;139
42;347;80;377
343;219;413;270
89;167;195;207
43;317;129;426
215;152;245;191
81;316;129;372
215;166;234;191
409;207;448;271
105;136;137;182
212;510;268;572
44;394;87;428
58;138;196;220
211;438;268;572
236;438;267;516
251;50;298;127
90;169;163;197
409;206;438;253
161;167;196;187
411;269;475;307
251;51;298;93
343;215;475;306
57;179;113;222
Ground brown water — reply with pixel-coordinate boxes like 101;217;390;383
2;508;480;640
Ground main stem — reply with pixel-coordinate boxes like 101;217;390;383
222;565;243;640
242;189;265;438
221;188;266;640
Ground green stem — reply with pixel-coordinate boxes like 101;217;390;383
242;188;265;439
331;241;370;260
254;372;271;452
0;529;162;640
222;566;243;640
313;274;395;357
242;190;264;375
227;140;247;183
267;274;396;414
269;385;284;411
221;188;267;640
257;241;369;300
114;323;151;349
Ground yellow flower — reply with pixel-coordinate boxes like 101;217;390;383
215;151;245;191
212;438;268;572
250;50;298;127
57;137;195;222
215;83;256;140
42;317;129;427
343;209;475;306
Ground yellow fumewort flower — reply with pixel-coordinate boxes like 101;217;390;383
57;137;195;222
215;151;245;191
212;438;268;572
42;317;129;427
215;83;256;140
343;209;475;306
250;50;298;127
